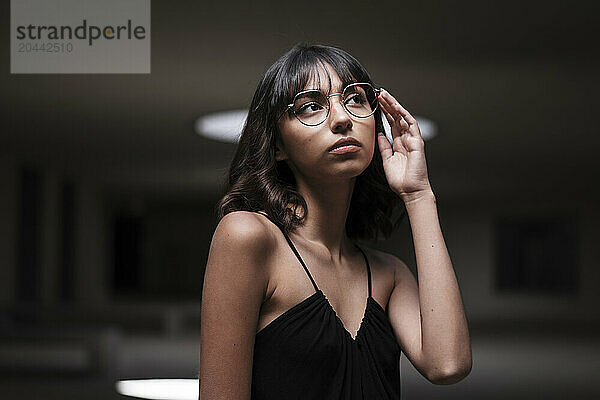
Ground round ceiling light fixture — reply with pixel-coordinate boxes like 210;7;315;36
195;110;437;144
116;378;198;400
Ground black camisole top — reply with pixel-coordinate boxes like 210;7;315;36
251;213;401;399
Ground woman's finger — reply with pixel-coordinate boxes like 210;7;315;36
379;95;402;140
379;100;396;129
397;117;410;132
377;131;393;159
380;89;422;139
380;89;417;126
393;102;418;126
379;95;410;135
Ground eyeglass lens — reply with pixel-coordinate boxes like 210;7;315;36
291;83;378;126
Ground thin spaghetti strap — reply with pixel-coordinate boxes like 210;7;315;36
280;232;320;293
256;211;320;293
353;243;372;298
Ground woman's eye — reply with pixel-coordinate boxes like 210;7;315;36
297;102;324;114
345;93;366;105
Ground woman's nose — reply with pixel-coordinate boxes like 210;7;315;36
328;95;352;132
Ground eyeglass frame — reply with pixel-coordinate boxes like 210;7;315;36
278;82;381;127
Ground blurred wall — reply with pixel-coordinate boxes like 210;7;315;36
2;156;597;328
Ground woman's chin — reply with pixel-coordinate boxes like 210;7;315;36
327;164;369;180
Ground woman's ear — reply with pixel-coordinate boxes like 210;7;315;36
275;137;288;161
275;148;288;161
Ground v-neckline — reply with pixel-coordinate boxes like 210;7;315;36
255;211;376;342
318;289;373;342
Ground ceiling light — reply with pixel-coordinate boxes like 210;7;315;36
195;110;437;143
116;379;198;400
194;109;247;143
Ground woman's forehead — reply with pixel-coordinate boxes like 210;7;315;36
302;63;345;92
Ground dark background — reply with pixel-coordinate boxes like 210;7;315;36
1;0;599;398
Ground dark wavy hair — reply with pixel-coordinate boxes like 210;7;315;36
215;43;406;240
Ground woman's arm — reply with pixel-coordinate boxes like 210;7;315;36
375;88;472;384
387;191;472;384
199;212;273;399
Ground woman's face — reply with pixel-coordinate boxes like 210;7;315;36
276;63;376;184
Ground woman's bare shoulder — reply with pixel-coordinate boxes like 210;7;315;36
358;245;409;280
358;245;403;266
211;211;279;258
215;210;278;239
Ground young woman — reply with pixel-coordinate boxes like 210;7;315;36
199;43;472;400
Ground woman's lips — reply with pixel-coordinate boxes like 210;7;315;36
328;137;361;152
328;144;361;154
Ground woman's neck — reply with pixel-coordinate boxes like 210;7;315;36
290;177;356;265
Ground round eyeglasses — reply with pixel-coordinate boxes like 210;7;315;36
280;82;381;126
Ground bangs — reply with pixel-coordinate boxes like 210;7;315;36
271;45;374;119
